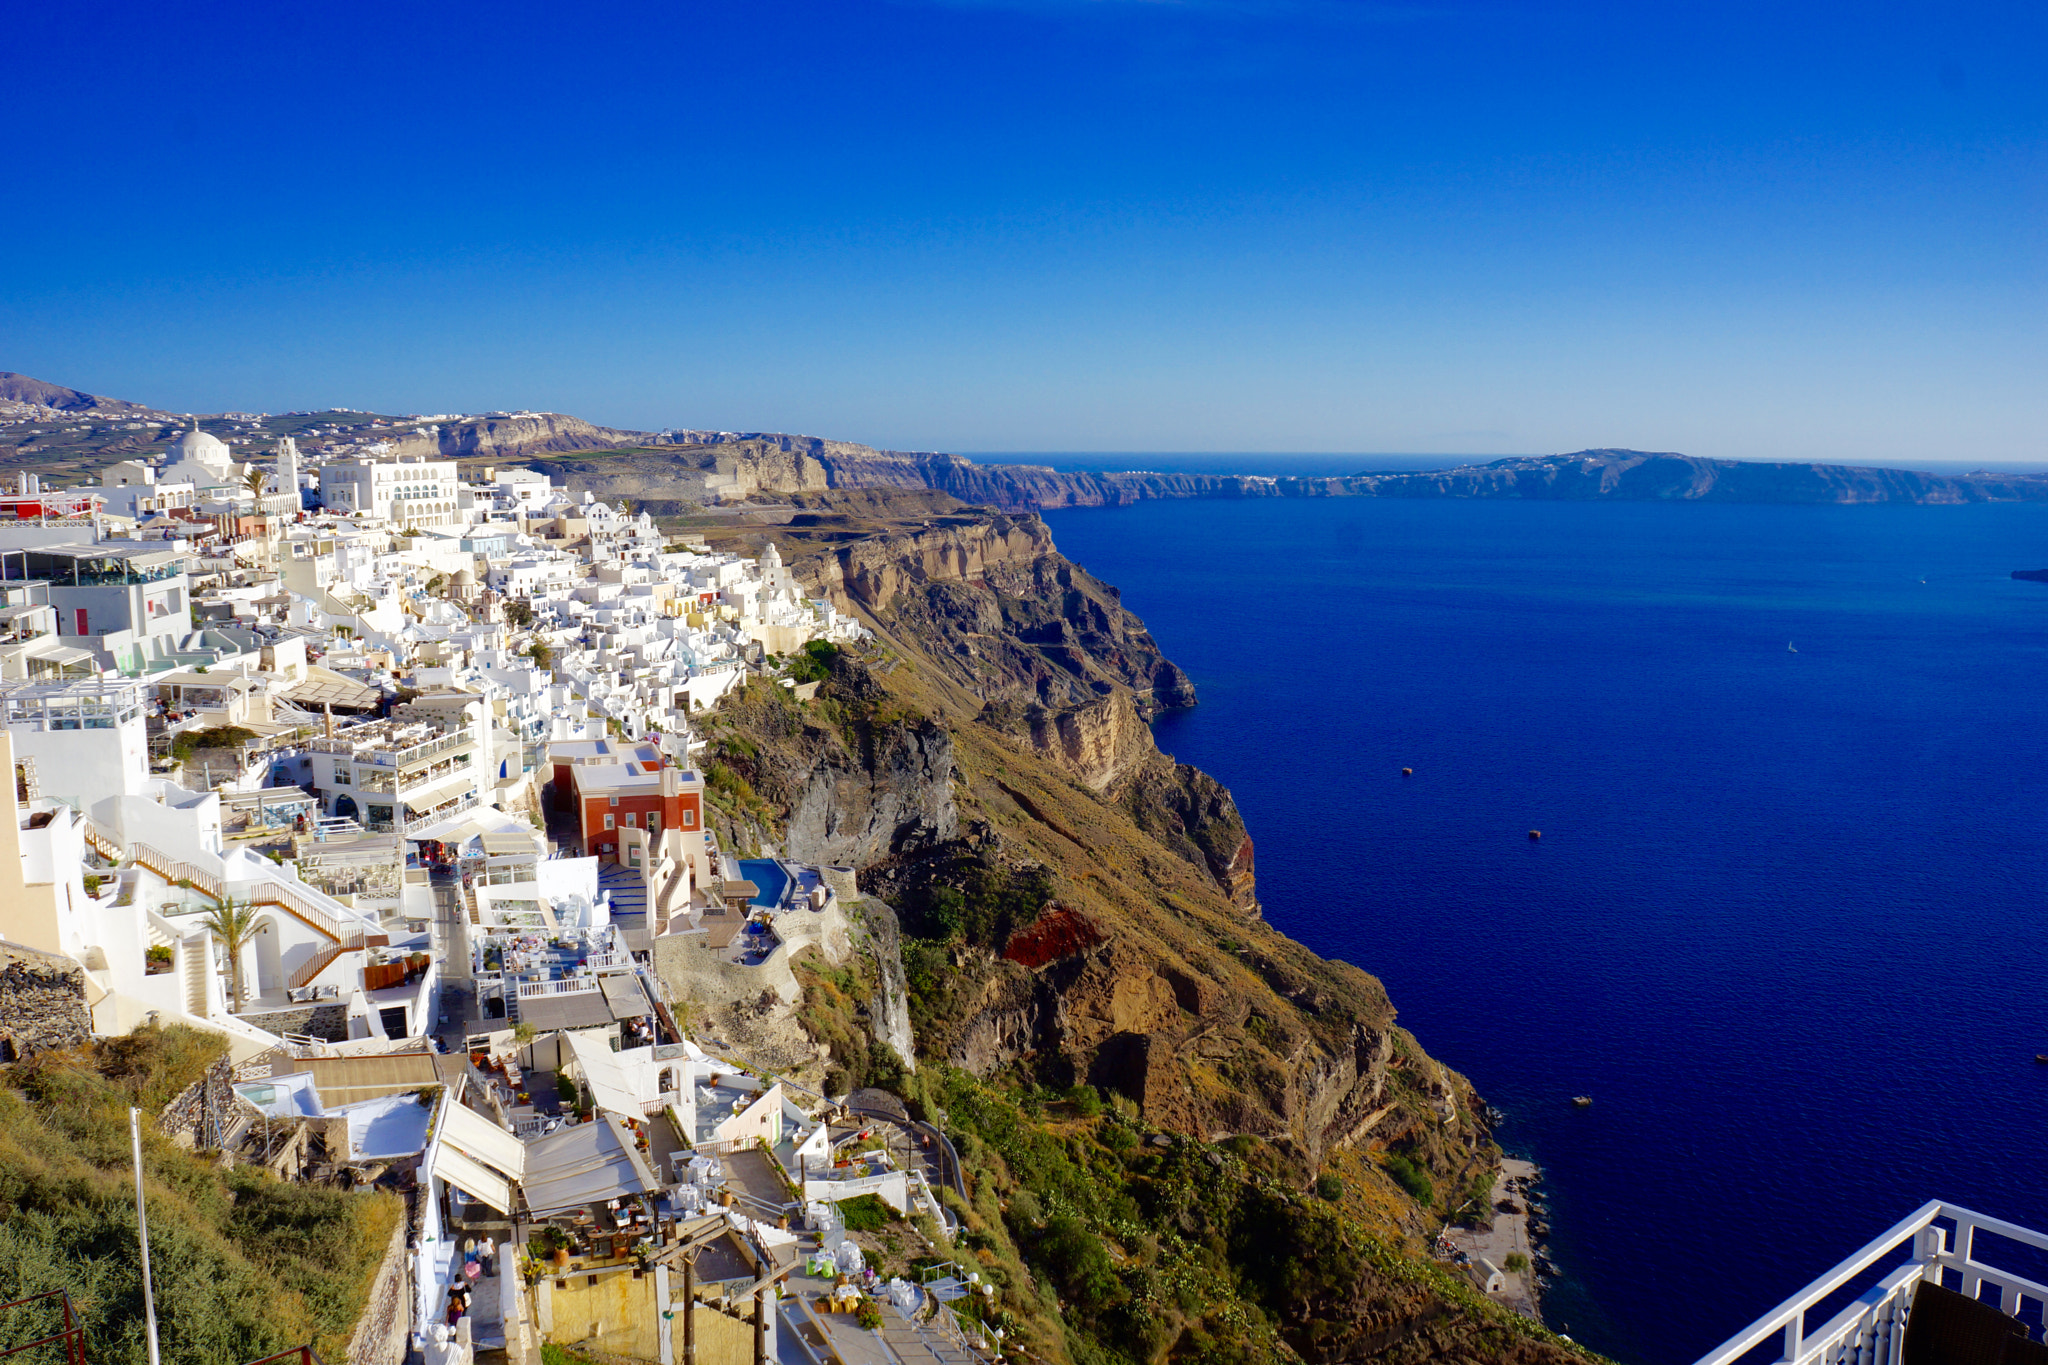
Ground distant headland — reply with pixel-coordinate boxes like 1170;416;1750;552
7;369;2045;513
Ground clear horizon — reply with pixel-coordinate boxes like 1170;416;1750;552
4;1;2043;463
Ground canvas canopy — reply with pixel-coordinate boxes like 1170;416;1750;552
565;1029;650;1118
440;1100;526;1179
521;1114;661;1216
432;1143;513;1215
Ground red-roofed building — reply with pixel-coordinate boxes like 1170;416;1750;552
547;738;705;863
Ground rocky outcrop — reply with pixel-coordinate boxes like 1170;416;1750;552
0;941;91;1060
377;412;646;464
1114;755;1260;914
782;718;959;866
852;898;918;1070
526;439;834;505
806;513;1050;614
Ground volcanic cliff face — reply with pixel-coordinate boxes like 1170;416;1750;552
630;492;1588;1363
692;495;1471;1176
515;438;2048;512
375;412;649;463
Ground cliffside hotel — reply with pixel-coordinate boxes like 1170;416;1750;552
546;738;703;863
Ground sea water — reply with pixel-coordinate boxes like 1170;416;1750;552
1040;496;2048;1364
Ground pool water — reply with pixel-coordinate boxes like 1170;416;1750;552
736;859;788;908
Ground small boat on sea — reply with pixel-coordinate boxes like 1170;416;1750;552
1787;642;1798;652
2035;1054;2048;1064
1571;1096;1592;1107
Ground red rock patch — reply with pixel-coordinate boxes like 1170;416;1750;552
1003;907;1105;969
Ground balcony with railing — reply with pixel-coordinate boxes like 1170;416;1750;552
1698;1202;2048;1365
305;725;472;770
401;789;480;836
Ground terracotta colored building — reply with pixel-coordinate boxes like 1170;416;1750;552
547;738;704;862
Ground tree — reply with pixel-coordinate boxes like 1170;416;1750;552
502;600;535;629
524;638;553;671
242;465;268;503
201;898;261;1012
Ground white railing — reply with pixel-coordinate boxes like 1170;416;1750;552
585;950;632;974
1696;1202;2048;1365
513;976;600;998
131;841;222;899
402;790;480;835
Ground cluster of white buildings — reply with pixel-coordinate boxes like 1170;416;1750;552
0;436;945;1364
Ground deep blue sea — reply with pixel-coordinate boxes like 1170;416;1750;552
1040;495;2048;1365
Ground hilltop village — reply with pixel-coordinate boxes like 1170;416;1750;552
0;430;1000;1365
0;415;1576;1365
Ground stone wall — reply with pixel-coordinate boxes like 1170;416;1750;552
159;1054;238;1150
233;1003;349;1042
344;1206;413;1364
0;940;91;1060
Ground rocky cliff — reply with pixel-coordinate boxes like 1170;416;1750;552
691;496;1446;1159
516;437;2048;512
377;411;648;463
674;495;1583;1364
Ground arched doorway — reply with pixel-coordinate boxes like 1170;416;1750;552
334;795;358;821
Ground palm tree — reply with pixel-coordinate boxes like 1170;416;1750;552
201;898;260;1012
242;464;269;504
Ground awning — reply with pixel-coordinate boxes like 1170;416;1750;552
601;974;651;1021
30;645;95;667
285;667;380;710
517;992;613;1031
566;1030;649;1118
440;1100;526;1179
520;1114;662;1216
432;1143;513;1215
403;775;474;815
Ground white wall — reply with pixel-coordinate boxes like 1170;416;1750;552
9;714;148;802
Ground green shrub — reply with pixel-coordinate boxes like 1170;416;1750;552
1067;1084;1103;1118
1314;1173;1344;1202
1504;1251;1530;1274
786;639;840;684
835;1194;894;1232
1382;1154;1434;1205
1035;1214;1125;1313
0;1026;399;1365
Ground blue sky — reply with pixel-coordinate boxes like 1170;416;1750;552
4;1;2042;461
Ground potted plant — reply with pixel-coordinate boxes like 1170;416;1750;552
145;945;175;975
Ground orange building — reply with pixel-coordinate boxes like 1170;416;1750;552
547;738;704;862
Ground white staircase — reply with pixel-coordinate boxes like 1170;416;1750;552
182;933;211;1015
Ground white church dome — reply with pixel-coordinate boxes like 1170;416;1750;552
166;428;234;475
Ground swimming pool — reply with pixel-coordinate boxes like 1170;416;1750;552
735;859;787;908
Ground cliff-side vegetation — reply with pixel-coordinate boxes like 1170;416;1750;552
0;1026;401;1365
881;1065;1586;1365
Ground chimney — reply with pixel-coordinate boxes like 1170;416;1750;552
324;701;335;739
